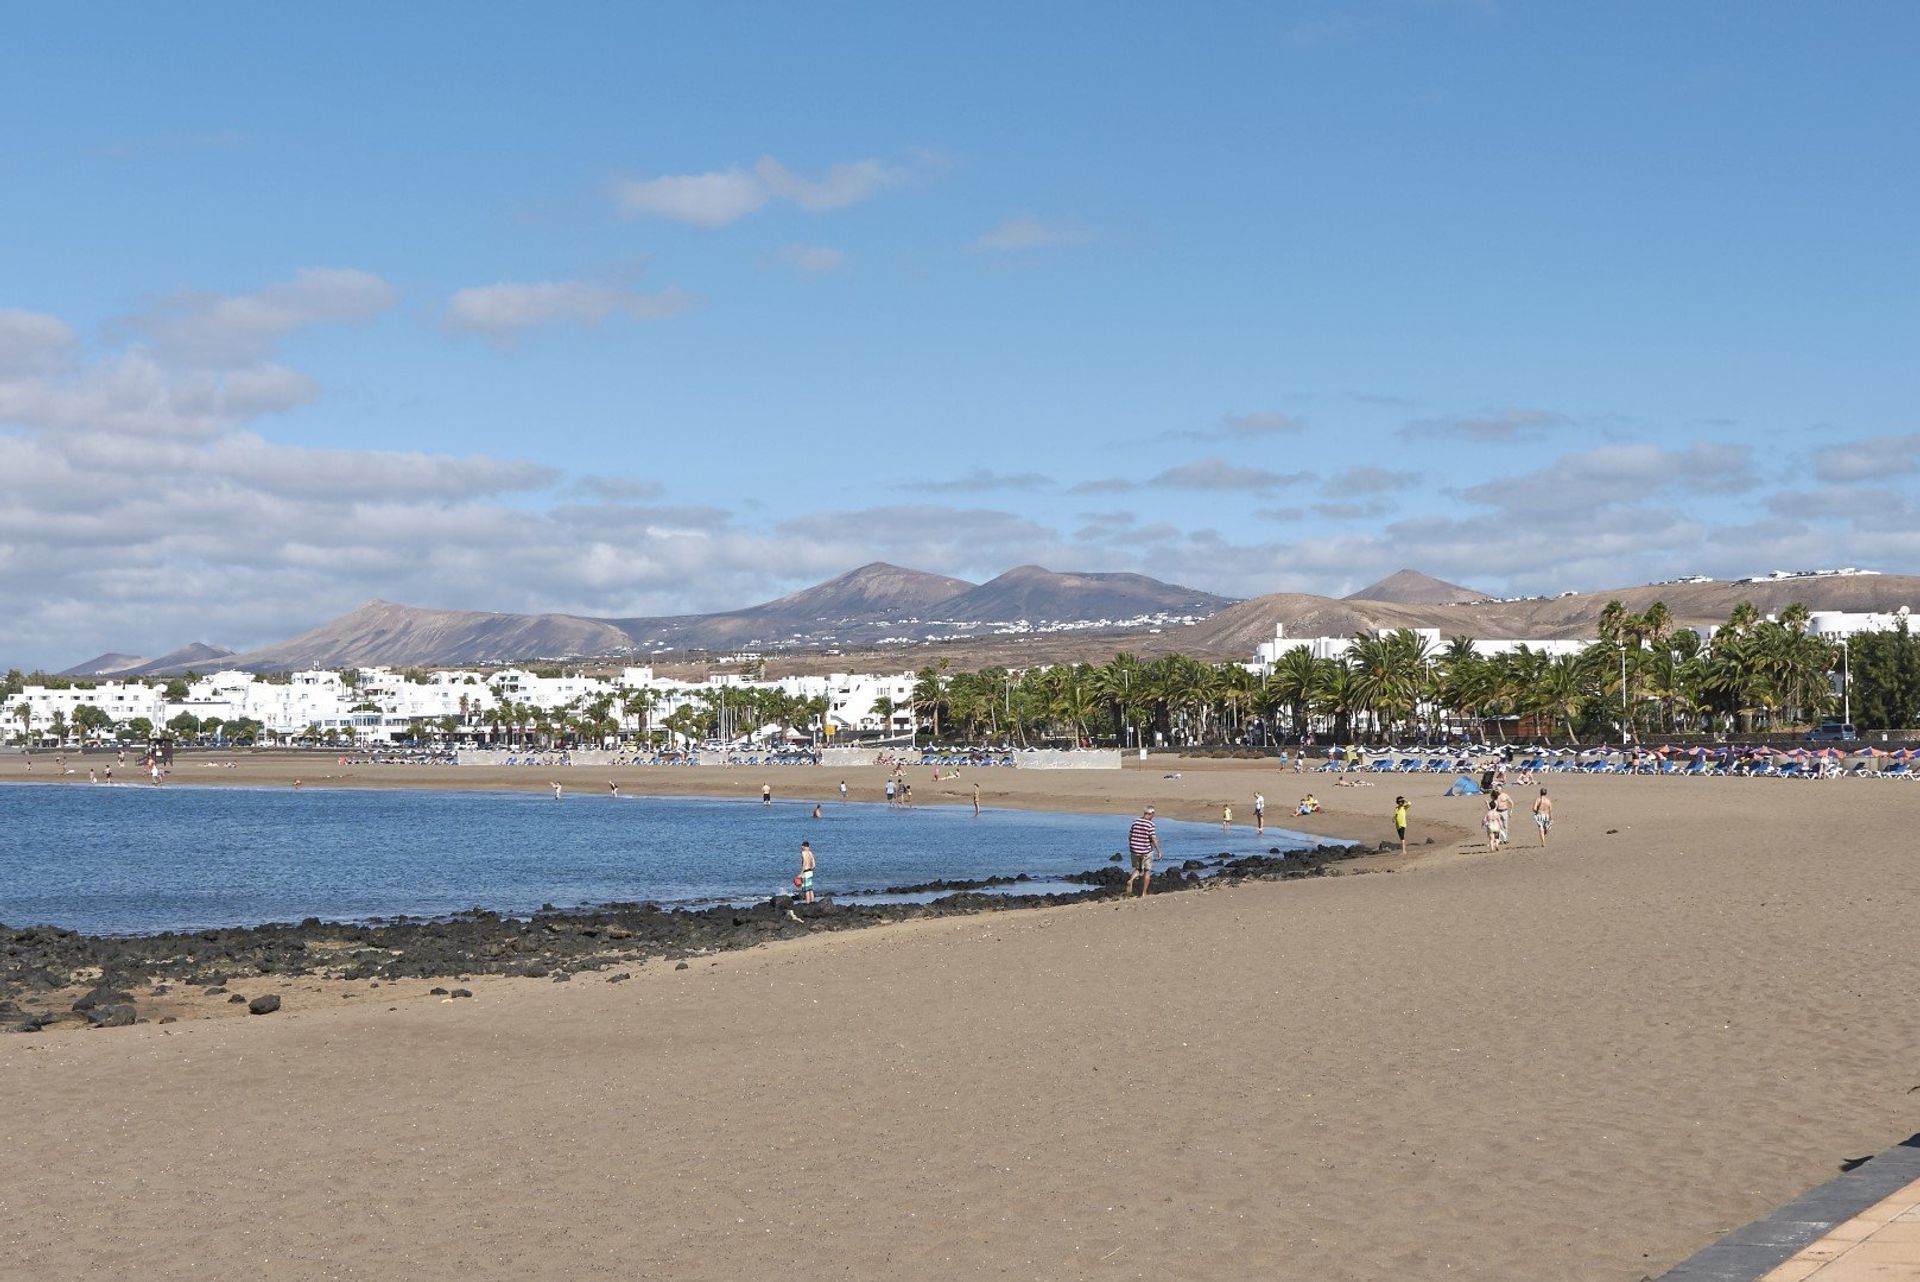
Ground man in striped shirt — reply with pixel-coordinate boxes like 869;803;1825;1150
1126;805;1162;898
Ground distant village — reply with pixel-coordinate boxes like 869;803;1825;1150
5;594;1911;748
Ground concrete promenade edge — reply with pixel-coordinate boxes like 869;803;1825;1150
1656;1134;1920;1281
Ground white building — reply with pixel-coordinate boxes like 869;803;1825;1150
1807;606;1913;641
7;680;166;740
1251;624;1590;672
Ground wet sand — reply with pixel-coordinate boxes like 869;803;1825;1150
3;761;1918;1279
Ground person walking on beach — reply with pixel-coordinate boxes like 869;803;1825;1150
797;840;816;904
902;783;913;808
1484;798;1504;851
1253;792;1265;836
1394;795;1410;856
1126;806;1162;898
1493;785;1513;845
885;777;897;807
839;779;847;800
551;781;562;800
972;782;981;816
1221;803;1233;832
1532;788;1553;847
762;783;772;806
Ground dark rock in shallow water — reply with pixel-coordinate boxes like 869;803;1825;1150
450;988;472;999
429;987;448;996
248;995;280;1015
227;994;247;1004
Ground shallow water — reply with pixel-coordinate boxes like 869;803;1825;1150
0;783;1313;935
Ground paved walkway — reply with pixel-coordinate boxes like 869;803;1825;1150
1756;1178;1920;1280
1661;1137;1920;1281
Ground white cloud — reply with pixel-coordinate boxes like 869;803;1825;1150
615;155;909;228
0;351;318;440
1457;441;1755;519
779;245;847;274
443;279;693;341
1404;406;1574;442
754;157;901;211
1150;458;1314;491
1326;465;1416;494
614;169;768;228
970;215;1091;252
904;469;1053;494
128;267;396;367
0;309;77;375
1812;433;1920;483
1221;411;1306;436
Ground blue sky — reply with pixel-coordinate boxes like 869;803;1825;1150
2;1;1917;667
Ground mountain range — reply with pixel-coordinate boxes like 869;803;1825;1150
57;564;1920;675
63;563;1233;674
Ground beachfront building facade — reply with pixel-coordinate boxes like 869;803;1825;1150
11;662;981;747
1250;624;1590;673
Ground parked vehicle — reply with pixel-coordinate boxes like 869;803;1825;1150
1807;721;1858;743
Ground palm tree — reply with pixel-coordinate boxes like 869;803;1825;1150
1531;653;1595;743
623;688;659;746
1267;646;1319;740
911;664;949;743
1595;600;1630;646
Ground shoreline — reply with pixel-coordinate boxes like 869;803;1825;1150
1;842;1377;1033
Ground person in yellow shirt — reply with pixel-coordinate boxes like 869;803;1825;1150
1394;796;1410;855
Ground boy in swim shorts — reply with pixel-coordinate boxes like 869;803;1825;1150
797;840;816;903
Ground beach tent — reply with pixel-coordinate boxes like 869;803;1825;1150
1443;775;1483;796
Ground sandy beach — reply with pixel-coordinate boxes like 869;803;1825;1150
4;758;1919;1279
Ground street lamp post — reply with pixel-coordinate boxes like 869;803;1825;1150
1618;643;1630;746
1840;639;1850;727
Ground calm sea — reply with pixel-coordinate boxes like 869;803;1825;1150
0;783;1312;936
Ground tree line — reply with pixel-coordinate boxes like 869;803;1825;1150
900;600;1920;746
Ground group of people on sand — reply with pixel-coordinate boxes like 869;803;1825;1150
1481;785;1553;851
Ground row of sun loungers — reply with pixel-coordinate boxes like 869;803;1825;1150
1311;752;1915;779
